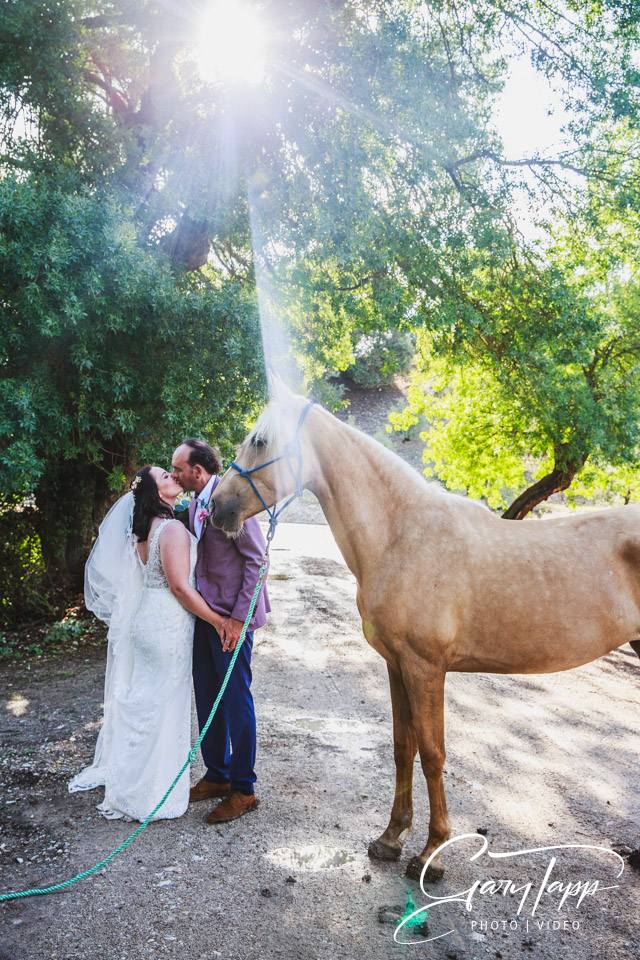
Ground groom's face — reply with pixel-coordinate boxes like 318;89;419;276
171;444;202;493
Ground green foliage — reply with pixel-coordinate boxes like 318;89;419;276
41;619;94;646
566;462;640;507
0;617;100;661
0;177;266;484
348;330;415;388
391;361;532;508
0;172;266;600
2;0;640;609
390;233;640;511
308;377;349;412
0;498;52;626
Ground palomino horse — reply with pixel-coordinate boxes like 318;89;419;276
210;382;640;881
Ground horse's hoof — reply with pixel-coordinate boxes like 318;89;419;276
405;856;445;883
368;837;402;861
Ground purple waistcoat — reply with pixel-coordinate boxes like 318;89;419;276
189;476;270;629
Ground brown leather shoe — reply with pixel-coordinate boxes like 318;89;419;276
205;790;259;823
189;778;231;803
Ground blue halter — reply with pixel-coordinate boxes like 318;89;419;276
230;400;315;541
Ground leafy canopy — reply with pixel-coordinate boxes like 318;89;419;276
2;0;640;601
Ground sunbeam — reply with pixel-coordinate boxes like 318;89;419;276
246;170;302;389
197;1;268;86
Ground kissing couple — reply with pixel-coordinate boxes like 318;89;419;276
68;438;270;825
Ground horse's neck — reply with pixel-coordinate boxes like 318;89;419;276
305;410;431;583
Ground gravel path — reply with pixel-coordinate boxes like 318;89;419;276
2;388;639;959
2;524;640;960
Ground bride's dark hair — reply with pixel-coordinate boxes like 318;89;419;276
131;466;174;542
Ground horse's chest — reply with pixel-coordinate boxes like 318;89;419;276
361;617;399;664
357;587;392;659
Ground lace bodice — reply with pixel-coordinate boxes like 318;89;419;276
143;518;197;589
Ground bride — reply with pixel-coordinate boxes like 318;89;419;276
69;465;226;821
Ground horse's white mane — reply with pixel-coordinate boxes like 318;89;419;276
246;383;308;449
246;380;490;514
247;402;283;447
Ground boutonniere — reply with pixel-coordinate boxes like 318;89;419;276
198;504;211;529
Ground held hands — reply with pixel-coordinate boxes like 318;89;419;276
213;615;227;643
219;616;244;652
207;611;244;651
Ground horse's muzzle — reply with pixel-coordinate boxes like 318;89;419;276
210;496;244;537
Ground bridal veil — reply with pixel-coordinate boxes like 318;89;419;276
69;492;143;793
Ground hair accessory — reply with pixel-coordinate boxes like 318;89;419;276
131;475;142;492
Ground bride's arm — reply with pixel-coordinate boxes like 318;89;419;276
159;522;226;633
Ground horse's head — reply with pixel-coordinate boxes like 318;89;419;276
211;381;316;537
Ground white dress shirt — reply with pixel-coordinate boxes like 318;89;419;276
193;475;216;541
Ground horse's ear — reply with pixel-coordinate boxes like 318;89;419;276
267;369;284;398
268;371;295;403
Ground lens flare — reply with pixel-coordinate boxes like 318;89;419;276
196;1;266;86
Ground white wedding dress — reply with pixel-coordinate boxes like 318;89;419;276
69;518;197;821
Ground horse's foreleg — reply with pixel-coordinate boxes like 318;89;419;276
401;665;450;883
368;663;418;862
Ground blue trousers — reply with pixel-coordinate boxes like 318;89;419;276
192;618;257;795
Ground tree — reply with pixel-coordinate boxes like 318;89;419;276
0;178;265;597
388;206;640;517
0;1;271;602
2;0;640;612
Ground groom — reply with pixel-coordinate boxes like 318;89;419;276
171;437;270;823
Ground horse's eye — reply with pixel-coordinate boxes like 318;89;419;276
252;436;267;449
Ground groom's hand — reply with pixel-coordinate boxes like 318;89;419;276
220;617;244;652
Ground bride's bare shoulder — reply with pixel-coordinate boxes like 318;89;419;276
158;518;190;546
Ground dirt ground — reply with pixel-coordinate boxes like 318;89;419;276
2;384;640;959
1;519;640;960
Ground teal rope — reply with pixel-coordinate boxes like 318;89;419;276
0;555;269;902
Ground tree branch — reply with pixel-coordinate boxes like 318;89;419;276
448;148;640;189
80;15;126;29
82;70;131;116
502;451;589;520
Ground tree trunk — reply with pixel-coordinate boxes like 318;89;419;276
162;215;210;273
502;453;588;520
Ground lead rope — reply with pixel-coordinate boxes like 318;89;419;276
0;545;271;902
